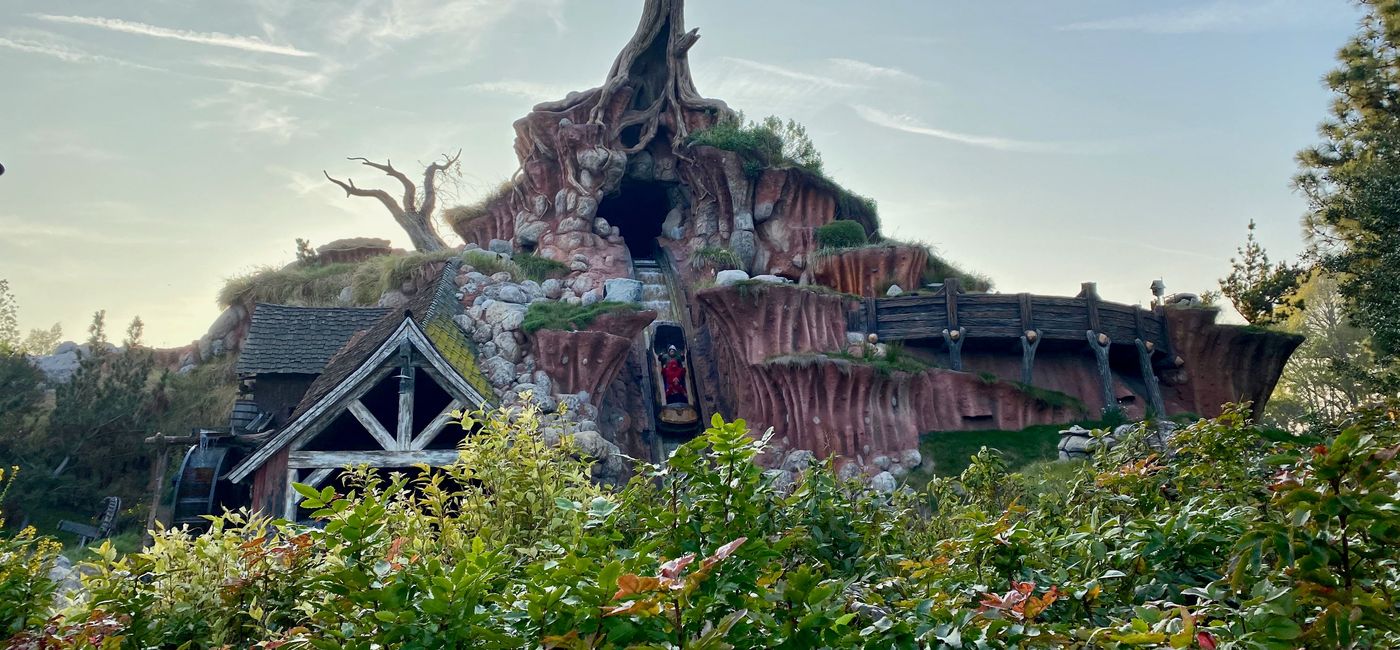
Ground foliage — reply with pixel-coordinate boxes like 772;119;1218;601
1218;220;1306;326
823;341;929;376
461;250;522;280
444;181;515;230
815;221;869;249
1;311;158;530
349;249;461;304
0;466;61;638
513;252;569;282
1265;274;1386;430
294;238;318;265
686;113;823;175
0;279;63;355
219;262;360;308
688;246;742;272
1296;2;1400;365
8;402;1400;648
521;301;639;334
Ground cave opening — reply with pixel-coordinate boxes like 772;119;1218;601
598;179;669;259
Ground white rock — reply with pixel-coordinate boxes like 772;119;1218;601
497;285;527;304
870;471;897;494
715;269;750;286
488;239;513;254
541;279;564;299
604;278;643;303
581;288;601;306
886;284;904;297
751;274;790;284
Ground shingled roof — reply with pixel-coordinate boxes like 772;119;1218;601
236;305;390;375
284;258;494;423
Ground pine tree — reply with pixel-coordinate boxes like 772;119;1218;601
1218;220;1306;325
1296;0;1400;363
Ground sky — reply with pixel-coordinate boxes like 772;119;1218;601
0;0;1367;347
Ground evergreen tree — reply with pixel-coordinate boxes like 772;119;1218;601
1219;220;1306;325
1296;1;1400;365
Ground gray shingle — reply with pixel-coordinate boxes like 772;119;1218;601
236;304;390;375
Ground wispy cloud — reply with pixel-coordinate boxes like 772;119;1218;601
1059;0;1325;34
32;14;316;57
0;32;165;71
329;0;563;47
198;57;338;94
827;58;923;85
852;105;1101;154
24;130;129;163
194;88;306;144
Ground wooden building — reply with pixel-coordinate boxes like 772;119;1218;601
225;261;493;519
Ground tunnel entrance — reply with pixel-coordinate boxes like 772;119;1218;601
598;180;669;259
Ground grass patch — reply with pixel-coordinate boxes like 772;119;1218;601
689;246;742;272
444;181;514;229
815;221;868;249
219;262;359;308
461;251;521;280
915;420;1116;480
513;253;568;282
1010;382;1088;414
826;342;929;376
522;301;639;334
728;279;856;302
350;249;460;304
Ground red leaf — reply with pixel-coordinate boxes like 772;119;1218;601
659;553;696;579
1197;631;1217;650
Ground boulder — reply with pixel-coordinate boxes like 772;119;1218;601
488;239;513;255
715;269;750;286
870;471;897;494
603;278;643;303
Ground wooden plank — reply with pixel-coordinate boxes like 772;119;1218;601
287;449;461;469
410;399;465;451
396;343;415;450
1019;293;1033;333
347;399;398;451
304;468;335;489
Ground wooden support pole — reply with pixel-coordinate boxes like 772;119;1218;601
396;342;415;450
1086;329;1116;415
1081;282;1102;333
942;327;965;371
1020;330;1041;386
944;277;961;332
1135;338;1166;417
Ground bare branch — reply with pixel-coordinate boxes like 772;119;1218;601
323;170;405;219
348;157;417;212
420;150;462;219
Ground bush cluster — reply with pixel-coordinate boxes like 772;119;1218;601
815;221;870;249
4;402;1398;648
521;301;639;334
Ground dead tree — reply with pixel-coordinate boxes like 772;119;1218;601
323;152;460;252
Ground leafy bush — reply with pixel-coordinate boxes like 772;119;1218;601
521;301;639;334
815;220;869;249
513;252;569;282
686;114;822;175
9;403;1400;648
0;467;60;637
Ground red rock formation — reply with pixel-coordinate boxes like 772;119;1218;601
1161;308;1304;418
812;245;928;297
531;309;656;405
746;358;1080;471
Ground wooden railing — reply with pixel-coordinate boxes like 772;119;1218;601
853;279;1174;414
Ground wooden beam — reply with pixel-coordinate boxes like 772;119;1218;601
347;399;398;450
287;449;460;469
410;399;465;451
1018;293;1033;333
944;277;961;331
397;343;415;450
1081;282;1102;333
304;468;336;489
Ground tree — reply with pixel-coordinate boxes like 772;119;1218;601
1218;220;1306;325
0;280;17;354
1296;1;1400;363
323;153;461;252
1265;274;1384;428
19;324;61;356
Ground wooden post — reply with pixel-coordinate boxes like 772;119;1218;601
864;296;878;334
1086;330;1116;415
1081;282;1101;333
1020;330;1041;386
942;327;965;371
944;277;961;332
141;445;170;547
1135;338;1166;417
396;341;415;450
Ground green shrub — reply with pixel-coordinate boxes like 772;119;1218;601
815;220;868;249
513;253;569;282
521;301;638;334
0;467;60;637
686;113;822;175
9;403;1399;648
